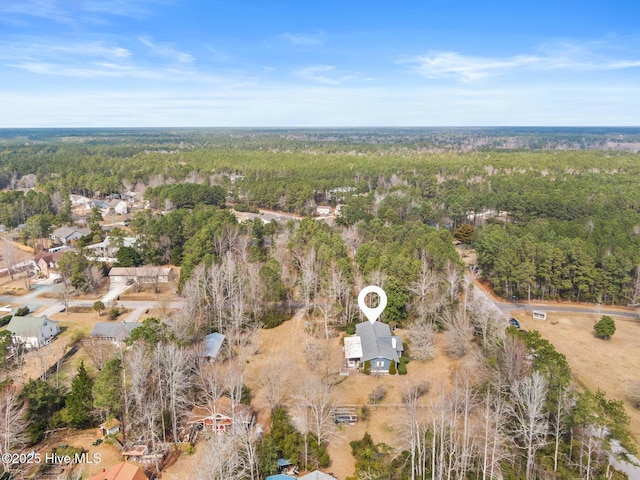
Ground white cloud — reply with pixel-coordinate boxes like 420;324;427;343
280;32;323;46
403;44;640;82
403;51;540;81
295;65;358;85
3;81;640;127
139;36;194;63
0;0;170;24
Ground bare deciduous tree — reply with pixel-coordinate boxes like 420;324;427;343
510;371;548;480
0;384;28;473
441;308;474;358
404;319;437;362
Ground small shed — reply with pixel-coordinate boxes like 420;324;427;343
203;332;225;359
97;418;121;437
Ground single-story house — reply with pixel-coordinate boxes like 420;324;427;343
266;475;296;480
86;462;147;480
69;194;91;206
203;332;225;360
299;471;337;480
7;315;60;349
90;322;141;345
316;206;332;216
85;236;138;260
335;204;345;216
109;199;129;215
344;321;403;373
87;200;111;214
97;418;121;437
108;267;173;284
50;226;91;245
34;250;66;278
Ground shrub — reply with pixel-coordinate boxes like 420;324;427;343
346;325;355;335
594;315;616;339
398;359;408;375
400;355;410;364
108;308;121;320
363;360;371;375
388;361;396;375
16;306;29;316
261;310;287;329
0;315;11;327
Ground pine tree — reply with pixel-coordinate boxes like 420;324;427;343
66;361;94;428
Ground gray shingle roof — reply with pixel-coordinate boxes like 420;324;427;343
91;322;141;341
355;321;403;363
7;315;57;338
299;471;337;480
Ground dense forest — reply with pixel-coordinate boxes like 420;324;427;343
2;128;640;304
1;128;639;479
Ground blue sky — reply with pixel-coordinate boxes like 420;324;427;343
1;0;640;127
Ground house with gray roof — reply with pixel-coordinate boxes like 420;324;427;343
344;321;403;373
7;315;60;349
50;226;91;245
299;471;337;480
90;322;141;344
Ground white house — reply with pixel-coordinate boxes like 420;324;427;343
69;194;91;206
7;315;60;349
109;199;129;215
84;236;137;261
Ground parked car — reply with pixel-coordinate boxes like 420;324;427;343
509;318;521;329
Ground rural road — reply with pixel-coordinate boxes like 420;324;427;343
495;300;639;320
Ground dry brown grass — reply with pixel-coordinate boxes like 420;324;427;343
511;309;640;447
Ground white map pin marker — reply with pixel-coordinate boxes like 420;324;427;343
358;285;387;324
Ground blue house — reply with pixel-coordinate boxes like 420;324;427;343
344;321;403;373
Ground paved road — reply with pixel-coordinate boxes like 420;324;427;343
495;300;639;320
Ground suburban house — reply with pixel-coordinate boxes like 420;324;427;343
86;462;147;480
87;199;111;214
316;205;332;216
90;322;141;345
50;226;91;245
7;315;60;349
84;236;138;261
187;396;251;434
108;267;174;284
34;250;66;278
97;418;121;437
344;321;403;373
69;194;91;206
203;332;225;360
109;199;129;215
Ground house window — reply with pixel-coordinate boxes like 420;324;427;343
376;361;384;367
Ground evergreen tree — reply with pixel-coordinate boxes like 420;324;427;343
594;315;616;340
93;358;123;419
66;361;94;428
